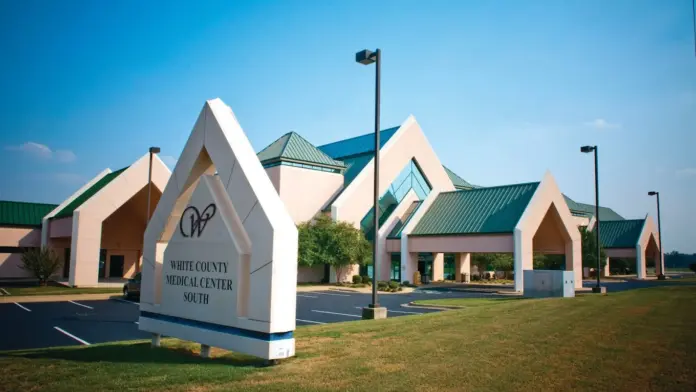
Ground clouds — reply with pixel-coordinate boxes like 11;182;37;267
5;141;77;163
584;118;621;130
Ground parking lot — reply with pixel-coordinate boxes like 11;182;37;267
0;289;493;351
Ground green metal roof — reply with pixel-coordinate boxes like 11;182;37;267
257;132;345;169
598;219;645;248
318;127;399;159
563;195;624;221
411;182;540;236
53;167;129;219
0;200;57;227
443;166;476;190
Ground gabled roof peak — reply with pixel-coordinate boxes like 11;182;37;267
257;131;345;169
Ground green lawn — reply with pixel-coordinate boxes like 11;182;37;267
2;286;695;392
2;283;122;296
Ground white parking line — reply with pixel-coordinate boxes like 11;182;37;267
68;300;93;310
311;310;361;318
53;326;90;345
353;306;423;315
313;291;351;297
296;318;325;324
297;294;318;298
0;288;10;295
13;302;31;312
112;298;139;305
134;321;139;325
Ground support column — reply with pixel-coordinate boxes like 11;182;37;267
70;213;102;287
401;252;418;284
636;244;646;279
565;237;583;289
603;256;610;277
457;252;471;283
653;250;662;276
514;229;533;292
432;253;444;282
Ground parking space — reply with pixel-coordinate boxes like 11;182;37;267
0;289;491;351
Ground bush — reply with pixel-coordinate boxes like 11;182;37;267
397;286;403;291
352;275;362;284
690;263;696;273
403;280;411;286
20;247;61;285
361;275;372;284
377;280;389;288
472;274;481;282
388;281;399;289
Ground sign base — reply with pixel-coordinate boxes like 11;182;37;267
361;306;388;320
139;313;295;360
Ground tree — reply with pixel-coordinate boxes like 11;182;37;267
580;226;607;270
20;247;61;285
297;215;371;282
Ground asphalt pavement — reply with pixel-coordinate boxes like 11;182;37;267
0;289;492;351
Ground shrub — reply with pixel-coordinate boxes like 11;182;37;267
377;280;389;288
403;280;410;286
361;275;372;284
388;281;399;289
352;275;362;284
397;286;403;291
472;274;481;282
413;271;421;286
20;247;61;285
690;263;696;273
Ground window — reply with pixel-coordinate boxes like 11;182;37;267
390;253;401;281
444;254;456;280
361;159;432;241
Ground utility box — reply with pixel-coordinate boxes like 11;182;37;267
523;270;575;298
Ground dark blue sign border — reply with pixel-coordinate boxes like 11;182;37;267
140;311;293;342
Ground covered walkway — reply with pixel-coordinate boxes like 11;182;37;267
599;217;663;279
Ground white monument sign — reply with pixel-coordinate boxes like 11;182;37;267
139;98;298;360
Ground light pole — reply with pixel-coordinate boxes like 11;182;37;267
581;145;604;293
356;48;386;319
648;191;665;280
143;146;160;273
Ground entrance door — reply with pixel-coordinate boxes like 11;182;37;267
109;255;125;277
63;248;71;278
417;253;433;282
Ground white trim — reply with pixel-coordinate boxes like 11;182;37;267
41;168;112;246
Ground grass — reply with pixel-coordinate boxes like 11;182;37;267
2;286;695;392
2;282;122;296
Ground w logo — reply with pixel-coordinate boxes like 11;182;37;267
179;203;217;238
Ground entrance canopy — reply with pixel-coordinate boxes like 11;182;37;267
41;154;170;286
391;172;582;292
599;217;662;278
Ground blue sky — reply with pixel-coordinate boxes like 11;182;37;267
1;0;694;252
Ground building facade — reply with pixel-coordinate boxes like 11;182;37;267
0;102;663;291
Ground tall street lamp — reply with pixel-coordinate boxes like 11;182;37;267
580;145;605;294
142;146;160;273
356;48;386;320
648;191;665;280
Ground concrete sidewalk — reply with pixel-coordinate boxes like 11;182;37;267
0;293;123;303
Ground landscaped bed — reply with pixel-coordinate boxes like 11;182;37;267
2;286;694;391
